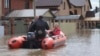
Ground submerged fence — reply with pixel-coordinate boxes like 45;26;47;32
1;20;100;35
77;20;100;29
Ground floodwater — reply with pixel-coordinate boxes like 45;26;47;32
0;29;100;56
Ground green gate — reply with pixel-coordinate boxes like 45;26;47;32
14;20;27;35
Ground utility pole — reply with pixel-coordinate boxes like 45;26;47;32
33;0;36;19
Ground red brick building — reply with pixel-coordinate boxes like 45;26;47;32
1;0;33;35
2;0;33;17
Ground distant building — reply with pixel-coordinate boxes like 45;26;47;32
1;0;92;19
35;0;92;18
2;0;29;18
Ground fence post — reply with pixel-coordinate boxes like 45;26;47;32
9;18;15;35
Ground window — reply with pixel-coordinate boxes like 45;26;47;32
4;0;9;8
25;0;30;9
63;2;66;10
69;11;73;15
74;10;77;14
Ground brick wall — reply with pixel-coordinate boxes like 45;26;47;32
2;0;32;16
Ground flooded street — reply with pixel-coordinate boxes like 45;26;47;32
0;29;100;56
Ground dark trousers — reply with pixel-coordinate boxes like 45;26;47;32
22;32;46;49
22;40;41;49
35;31;46;39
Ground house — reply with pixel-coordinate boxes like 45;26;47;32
5;9;54;34
1;0;55;35
68;0;92;17
1;0;93;35
1;0;92;19
1;0;32;35
35;0;92;18
2;0;28;18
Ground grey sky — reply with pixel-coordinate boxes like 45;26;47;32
91;0;99;9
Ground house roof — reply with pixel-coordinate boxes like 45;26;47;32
51;11;57;15
88;0;92;8
55;15;83;20
6;9;53;18
36;0;62;7
69;0;85;7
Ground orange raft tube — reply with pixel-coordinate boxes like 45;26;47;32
8;31;67;49
8;35;26;49
42;31;67;49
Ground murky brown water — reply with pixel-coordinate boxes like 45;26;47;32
0;29;100;56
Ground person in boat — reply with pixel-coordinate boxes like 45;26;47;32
24;16;50;48
49;23;61;36
28;16;49;39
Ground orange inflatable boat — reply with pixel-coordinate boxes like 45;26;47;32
42;31;66;49
8;31;66;49
8;35;26;49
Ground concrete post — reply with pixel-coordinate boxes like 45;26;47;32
10;18;15;35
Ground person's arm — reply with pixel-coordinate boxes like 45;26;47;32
45;22;50;30
28;22;36;32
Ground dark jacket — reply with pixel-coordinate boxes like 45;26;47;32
28;19;49;32
28;18;49;38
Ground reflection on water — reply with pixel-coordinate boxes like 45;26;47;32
0;29;100;56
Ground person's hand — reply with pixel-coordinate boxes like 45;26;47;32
46;30;51;34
